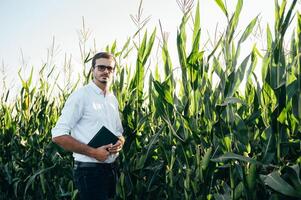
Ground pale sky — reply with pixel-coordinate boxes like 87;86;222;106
0;0;300;94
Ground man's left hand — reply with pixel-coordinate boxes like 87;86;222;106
108;139;123;153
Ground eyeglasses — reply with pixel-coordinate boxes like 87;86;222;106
94;65;115;73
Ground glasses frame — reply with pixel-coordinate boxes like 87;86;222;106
94;65;115;73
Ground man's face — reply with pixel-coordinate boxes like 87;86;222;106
92;58;115;84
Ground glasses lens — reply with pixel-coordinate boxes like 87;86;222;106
96;65;114;72
106;66;113;72
97;65;106;71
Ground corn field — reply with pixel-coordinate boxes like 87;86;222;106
1;0;301;199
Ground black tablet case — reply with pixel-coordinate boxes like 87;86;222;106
88;126;119;148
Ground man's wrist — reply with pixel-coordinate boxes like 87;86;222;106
85;145;97;158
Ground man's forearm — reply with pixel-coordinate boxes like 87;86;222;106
52;135;96;158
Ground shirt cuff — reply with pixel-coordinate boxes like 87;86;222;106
51;128;69;138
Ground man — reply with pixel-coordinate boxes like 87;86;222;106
52;52;124;200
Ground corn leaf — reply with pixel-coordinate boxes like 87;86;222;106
211;152;260;165
260;171;301;198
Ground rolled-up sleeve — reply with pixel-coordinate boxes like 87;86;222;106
51;90;84;138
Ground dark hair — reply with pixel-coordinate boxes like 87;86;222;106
91;52;116;68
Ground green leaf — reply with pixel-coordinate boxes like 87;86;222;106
234;181;244;199
24;164;56;198
227;0;243;43
27;67;34;87
234;16;258;67
177;13;189;78
192;0;200;46
110;40;117;54
239;16;258;44
191;29;201;54
277;106;287;124
153;80;174;106
220;97;247;106
211;152;260;165
246;164;257;195
292;93;301;120
260;171;301;198
162;36;173;82
120;37;131;57
282;165;301;191
142;28;156;66
208;35;223;61
202;147;212;171
280;0;298;37
227;54;250;97
214;0;228;17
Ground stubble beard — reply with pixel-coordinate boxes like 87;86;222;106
100;80;108;84
95;74;109;84
100;76;110;84
92;73;112;90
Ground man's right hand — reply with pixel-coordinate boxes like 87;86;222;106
92;144;113;161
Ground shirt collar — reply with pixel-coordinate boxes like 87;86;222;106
89;81;108;95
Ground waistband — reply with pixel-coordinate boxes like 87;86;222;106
74;161;115;169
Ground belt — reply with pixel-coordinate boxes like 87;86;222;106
74;161;115;170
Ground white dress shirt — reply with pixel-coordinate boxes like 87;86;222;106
52;82;123;163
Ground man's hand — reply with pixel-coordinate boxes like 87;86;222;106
92;144;113;161
108;138;124;154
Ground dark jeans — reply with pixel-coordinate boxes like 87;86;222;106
73;161;117;200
